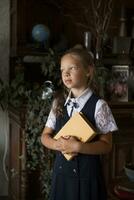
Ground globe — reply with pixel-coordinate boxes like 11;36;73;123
32;24;50;43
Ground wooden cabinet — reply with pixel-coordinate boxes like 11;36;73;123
8;103;134;199
110;102;134;179
103;103;134;183
8;108;42;200
8;108;26;200
106;102;134;199
10;0;63;57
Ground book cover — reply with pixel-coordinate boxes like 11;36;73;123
54;112;97;160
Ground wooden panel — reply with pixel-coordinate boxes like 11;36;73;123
8;108;26;200
9;113;21;200
112;142;134;178
108;102;134;180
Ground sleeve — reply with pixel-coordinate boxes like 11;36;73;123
45;101;56;130
95;99;118;134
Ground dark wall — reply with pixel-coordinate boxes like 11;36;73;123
39;0;134;49
11;0;134;55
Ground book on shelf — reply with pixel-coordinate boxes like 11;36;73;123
54;112;97;160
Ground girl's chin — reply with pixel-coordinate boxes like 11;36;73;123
64;82;73;88
65;85;72;89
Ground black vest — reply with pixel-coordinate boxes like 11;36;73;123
55;93;100;133
53;93;101;179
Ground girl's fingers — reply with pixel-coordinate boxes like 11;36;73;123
62;135;70;139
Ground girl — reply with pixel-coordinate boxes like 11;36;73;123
41;47;118;200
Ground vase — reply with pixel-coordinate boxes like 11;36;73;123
84;31;92;51
95;35;103;60
119;5;127;37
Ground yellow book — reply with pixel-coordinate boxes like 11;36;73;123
54;112;97;160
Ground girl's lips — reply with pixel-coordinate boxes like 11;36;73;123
64;79;72;84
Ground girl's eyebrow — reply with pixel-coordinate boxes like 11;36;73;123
61;64;78;68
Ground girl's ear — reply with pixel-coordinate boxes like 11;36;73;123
86;65;94;77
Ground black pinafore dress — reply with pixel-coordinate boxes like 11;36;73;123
50;94;107;200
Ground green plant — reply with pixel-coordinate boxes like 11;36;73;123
25;84;55;199
24;49;60;199
0;49;60;199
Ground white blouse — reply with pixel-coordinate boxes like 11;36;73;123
45;88;118;134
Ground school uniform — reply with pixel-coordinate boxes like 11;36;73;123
46;89;118;200
50;94;102;200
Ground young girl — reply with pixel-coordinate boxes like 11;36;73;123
41;47;118;200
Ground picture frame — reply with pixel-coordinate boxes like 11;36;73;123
108;65;129;102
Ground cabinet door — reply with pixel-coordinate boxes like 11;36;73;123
109;103;134;180
111;142;134;179
9;110;26;200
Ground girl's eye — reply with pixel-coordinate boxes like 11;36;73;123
71;66;75;70
70;66;78;71
60;66;79;73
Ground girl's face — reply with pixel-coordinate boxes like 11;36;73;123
60;54;90;90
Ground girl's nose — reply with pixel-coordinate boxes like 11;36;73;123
63;70;70;77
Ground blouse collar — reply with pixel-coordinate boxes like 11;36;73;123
64;88;93;107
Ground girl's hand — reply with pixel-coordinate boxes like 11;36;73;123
54;137;65;152
59;136;80;155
